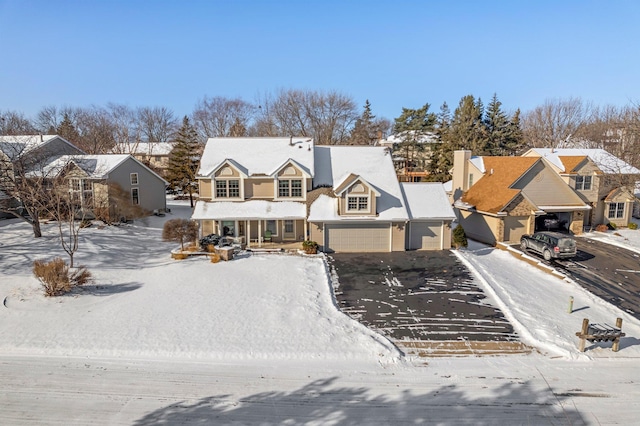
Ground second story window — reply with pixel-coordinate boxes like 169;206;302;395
216;179;240;198
130;173;139;185
576;175;592;190
278;179;302;197
347;196;368;212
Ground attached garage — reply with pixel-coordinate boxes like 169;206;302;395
325;223;390;252
408;221;443;250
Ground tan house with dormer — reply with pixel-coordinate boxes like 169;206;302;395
451;150;590;245
192;137;456;252
522;148;640;228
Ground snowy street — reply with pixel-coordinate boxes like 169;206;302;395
3;355;638;425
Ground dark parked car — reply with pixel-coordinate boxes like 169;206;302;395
520;231;577;261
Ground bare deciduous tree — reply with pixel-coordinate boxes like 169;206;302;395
45;173;89;268
0;140;58;237
136;106;177;143
192;96;255;141
0;110;36;135
107;103;140;153
521;97;593;148
251;89;358;145
162;218;199;251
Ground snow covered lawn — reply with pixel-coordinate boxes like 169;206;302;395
0;209;398;363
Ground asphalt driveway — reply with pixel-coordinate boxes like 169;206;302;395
521;237;640;320
327;251;518;342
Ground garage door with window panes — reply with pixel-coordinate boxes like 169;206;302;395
325;223;390;252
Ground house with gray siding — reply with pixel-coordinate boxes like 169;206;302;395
38;154;168;221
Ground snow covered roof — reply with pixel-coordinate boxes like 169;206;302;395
527;148;640;175
34;154;130;178
198;137;315;178
311;146;409;221
32;154;168;184
0;135;81;159
469;156;485;173
400;183;456;220
192;199;306;220
115;142;174;156
377;131;439;146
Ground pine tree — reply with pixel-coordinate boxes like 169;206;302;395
392;104;437;180
426;102;453;182
56;113;81;145
348;100;378;145
484;93;511;155
505;109;524;155
449;95;488;155
167;116;200;207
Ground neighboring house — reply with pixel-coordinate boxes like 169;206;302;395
375;132;440;182
0;134;85;219
451;150;590;245
192;137;453;252
114;142;174;178
522;148;640;228
37;154;168;221
0;134;85;161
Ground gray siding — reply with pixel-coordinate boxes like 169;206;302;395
109;157;167;213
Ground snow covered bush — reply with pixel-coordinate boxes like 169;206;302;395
33;258;92;297
628;222;638;230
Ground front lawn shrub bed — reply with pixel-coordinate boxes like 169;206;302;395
33;258;92;297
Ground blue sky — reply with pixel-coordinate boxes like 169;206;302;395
1;0;638;121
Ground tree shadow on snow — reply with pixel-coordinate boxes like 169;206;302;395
133;377;586;426
81;282;143;296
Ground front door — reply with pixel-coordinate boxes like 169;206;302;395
283;220;295;240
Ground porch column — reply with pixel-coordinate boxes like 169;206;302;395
247;220;251;249
304;220;308;241
258;220;262;248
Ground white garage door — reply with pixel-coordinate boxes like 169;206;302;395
325;223;390;252
409;221;442;250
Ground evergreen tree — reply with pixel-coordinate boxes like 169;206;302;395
505;109;524;155
348;100;378;145
167;116;200;207
449;95;488;155
427;102;453;182
484;93;511;155
56;113;81;144
392;104;437;180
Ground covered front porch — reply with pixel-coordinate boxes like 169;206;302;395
191;199;308;249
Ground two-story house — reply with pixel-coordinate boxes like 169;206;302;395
522;148;640;228
193;137;313;248
0;135;85;218
36;154;168;221
451;150;590;245
192;137;455;252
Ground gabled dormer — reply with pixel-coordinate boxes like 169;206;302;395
334;173;380;216
209;159;247;201
272;159;311;201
